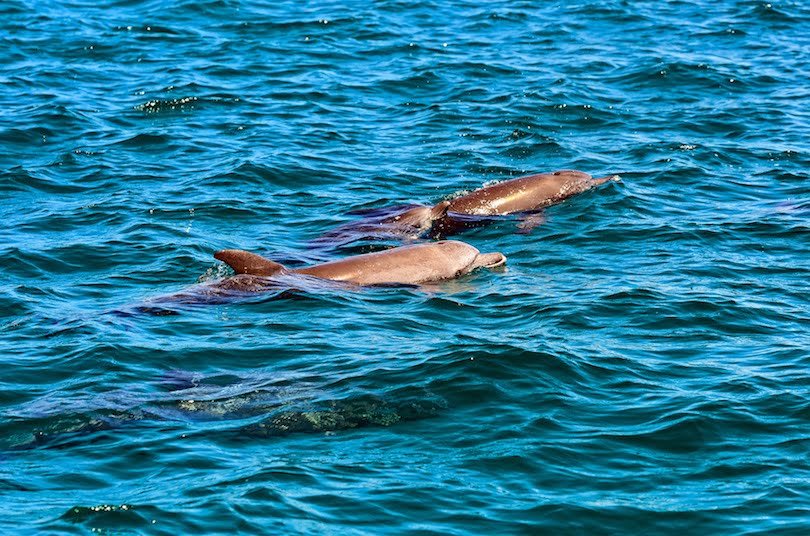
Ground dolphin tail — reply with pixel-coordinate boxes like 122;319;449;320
430;200;451;220
214;249;286;276
471;252;506;270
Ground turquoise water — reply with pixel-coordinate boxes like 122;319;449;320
2;0;809;533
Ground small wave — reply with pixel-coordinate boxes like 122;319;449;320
114;24;182;35
0;167;87;194
58;503;170;532
135;96;199;112
744;2;800;23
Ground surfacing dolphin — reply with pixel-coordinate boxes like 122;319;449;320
123;241;504;315
313;170;618;248
443;170;618;216
430;169;620;235
214;240;505;286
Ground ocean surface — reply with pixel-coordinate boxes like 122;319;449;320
1;0;809;533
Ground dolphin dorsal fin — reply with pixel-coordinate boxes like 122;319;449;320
214;249;285;276
431;200;451;220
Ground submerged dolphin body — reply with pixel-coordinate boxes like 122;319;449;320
6;376;446;450
310;201;452;251
214;240;506;286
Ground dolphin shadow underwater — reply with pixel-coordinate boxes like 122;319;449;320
315;170;620;249
3;372;446;452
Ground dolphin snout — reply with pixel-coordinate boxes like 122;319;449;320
474;252;507;269
593;174;621;185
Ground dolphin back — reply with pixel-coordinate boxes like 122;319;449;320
297;241;480;285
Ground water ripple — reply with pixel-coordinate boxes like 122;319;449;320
2;0;810;533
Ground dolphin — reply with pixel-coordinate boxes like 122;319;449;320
214;240;506;286
311;170;617;248
441;170;618;215
429;169;619;235
120;240;505;314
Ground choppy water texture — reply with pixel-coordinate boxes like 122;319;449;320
1;0;809;533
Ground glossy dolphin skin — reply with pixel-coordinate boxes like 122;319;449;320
215;240;505;286
439;170;618;216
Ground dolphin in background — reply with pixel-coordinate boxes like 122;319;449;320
441;170;618;216
314;170;618;247
430;169;620;235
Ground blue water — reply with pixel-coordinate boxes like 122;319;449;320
2;0;809;533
